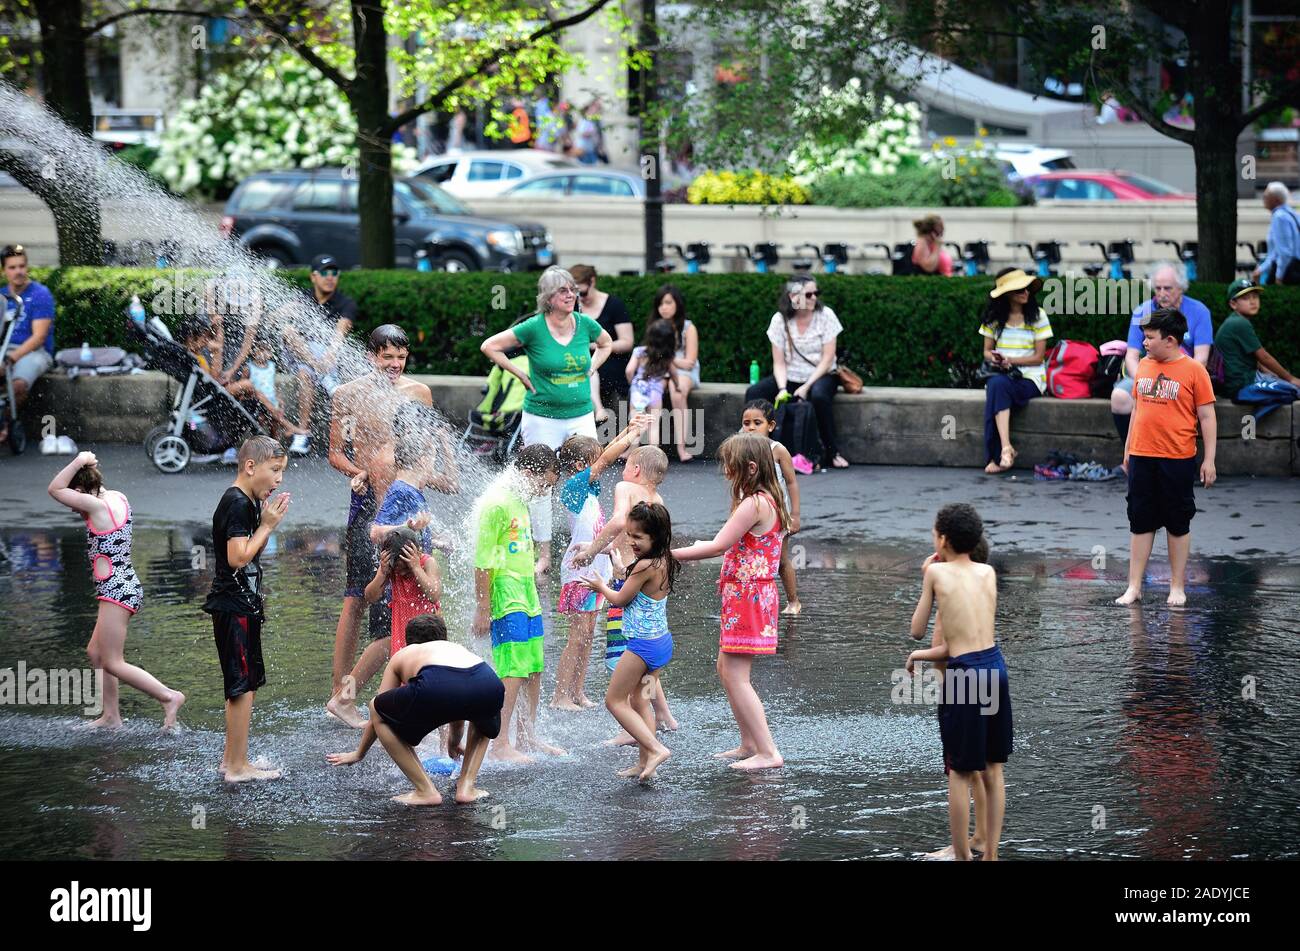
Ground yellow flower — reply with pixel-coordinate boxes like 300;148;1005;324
978;126;988;137
943;136;957;147
958;156;967;165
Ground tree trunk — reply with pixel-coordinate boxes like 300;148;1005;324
350;0;395;269
640;0;663;274
32;0;103;266
1185;0;1243;283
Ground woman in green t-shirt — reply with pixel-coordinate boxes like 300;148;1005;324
481;266;613;574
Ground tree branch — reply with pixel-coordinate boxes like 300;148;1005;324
245;2;353;94
85;6;230;37
1241;77;1300;129
383;0;613;134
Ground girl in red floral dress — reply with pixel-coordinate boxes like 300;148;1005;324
673;433;789;770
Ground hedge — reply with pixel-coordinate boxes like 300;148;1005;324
29;268;1300;389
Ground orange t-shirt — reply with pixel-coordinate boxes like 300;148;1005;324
1128;354;1216;459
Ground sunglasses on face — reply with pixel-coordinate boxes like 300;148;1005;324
316;268;340;277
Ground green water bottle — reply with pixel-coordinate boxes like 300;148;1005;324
749;359;760;385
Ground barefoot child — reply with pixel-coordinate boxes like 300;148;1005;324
552;416;651;710
573;443;679;737
740;399;802;614
580;502;678;780
1116;308;1217;607
327;613;504;806
47;452;185;730
672;433;788;771
906;536;991;860
204;436;290;782
472;444;565;762
909;503;1011;861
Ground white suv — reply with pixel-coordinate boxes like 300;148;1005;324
413;149;577;198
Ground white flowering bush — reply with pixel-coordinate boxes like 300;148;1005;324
786;83;923;185
153;54;415;198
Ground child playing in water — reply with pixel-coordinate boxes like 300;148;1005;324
905;534;991;860
472;443;565;762
909;503;1011;861
740;399;802;615
327;613;504;806
573;443;679;738
47;452;186;730
552;415;651;710
672;433;789;771
204;436;291;782
580;501;678;779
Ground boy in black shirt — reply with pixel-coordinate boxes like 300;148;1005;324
204;435;291;782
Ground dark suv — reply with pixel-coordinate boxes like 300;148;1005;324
220;168;556;271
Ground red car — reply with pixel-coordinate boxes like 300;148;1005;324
1028;170;1194;201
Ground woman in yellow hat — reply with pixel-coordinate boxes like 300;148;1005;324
979;268;1053;473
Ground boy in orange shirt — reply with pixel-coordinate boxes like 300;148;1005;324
1116;308;1217;607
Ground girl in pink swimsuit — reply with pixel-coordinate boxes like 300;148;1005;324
672;433;789;771
48;452;185;730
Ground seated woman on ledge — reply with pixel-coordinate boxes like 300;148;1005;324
745;274;848;470
979;268;1053;474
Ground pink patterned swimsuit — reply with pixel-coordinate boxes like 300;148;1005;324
86;497;143;615
718;491;784;655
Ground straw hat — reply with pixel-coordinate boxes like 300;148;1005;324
989;269;1042;298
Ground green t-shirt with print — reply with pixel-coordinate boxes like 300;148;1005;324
512;312;604;419
473;481;542;620
1214;313;1263;396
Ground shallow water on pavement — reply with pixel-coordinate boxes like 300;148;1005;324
1;524;1297;860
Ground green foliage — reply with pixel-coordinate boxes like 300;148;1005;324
687;170;810;205
808;155;1024;209
32;268;1300;389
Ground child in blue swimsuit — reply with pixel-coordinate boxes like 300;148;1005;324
580;501;678;781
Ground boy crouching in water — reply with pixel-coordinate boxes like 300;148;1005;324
909;503;1012;861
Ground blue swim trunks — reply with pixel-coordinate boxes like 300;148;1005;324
625;632;673;673
938;644;1013;773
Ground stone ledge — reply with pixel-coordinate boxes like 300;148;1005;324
20;373;1297;476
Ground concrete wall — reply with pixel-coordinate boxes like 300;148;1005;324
21;373;1298;477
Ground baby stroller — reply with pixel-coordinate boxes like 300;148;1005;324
127;317;269;473
0;290;28;454
458;353;528;465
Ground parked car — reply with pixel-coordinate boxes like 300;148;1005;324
992;144;1076;179
1026;170;1193;201
220;168;556;271
503;169;646;199
412;149;577;198
93;109;165;151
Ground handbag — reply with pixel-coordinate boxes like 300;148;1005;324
974;360;1022;384
782;312;861;392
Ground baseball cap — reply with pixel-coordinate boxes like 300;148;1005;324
1227;278;1260;301
311;254;339;272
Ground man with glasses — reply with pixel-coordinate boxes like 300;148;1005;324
279;253;359;455
1109;261;1212;447
0;244;55;447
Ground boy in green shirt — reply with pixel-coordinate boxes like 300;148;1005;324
1216;279;1299;419
472;443;563;763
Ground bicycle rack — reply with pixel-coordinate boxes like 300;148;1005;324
961;241;992;276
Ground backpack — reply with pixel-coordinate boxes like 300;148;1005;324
1206;346;1227;393
776;397;822;465
1045;339;1099;399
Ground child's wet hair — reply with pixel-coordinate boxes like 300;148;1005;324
405;612;447;644
743;399;776;424
627;444;667;484
368;323;410;354
626;501;682;592
514;443;559;477
717;433;791;532
69;464;104;496
972;535;990;564
935;503;984;554
237;434;287;468
383;526;422;571
177;316;213;345
558;435;601;475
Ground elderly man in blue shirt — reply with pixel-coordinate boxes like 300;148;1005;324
1252;182;1300;286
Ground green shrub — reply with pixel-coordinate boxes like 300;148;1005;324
810;153;1031;209
30;268;1300;389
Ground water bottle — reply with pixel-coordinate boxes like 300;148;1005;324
79;341;93;364
129;295;146;326
749;360;760;385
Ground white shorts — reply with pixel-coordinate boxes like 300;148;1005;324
2;347;52;388
520;411;597;543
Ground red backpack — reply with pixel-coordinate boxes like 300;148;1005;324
1045;340;1099;399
